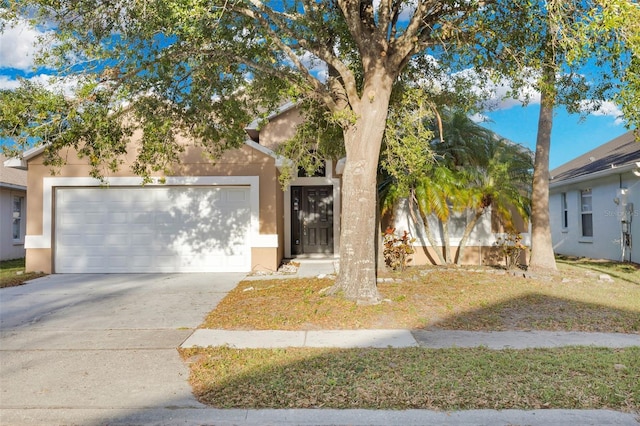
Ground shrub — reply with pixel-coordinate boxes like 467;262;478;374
383;228;416;271
494;232;527;270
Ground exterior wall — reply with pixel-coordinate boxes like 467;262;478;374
25;136;283;273
550;171;639;263
0;187;27;261
275;171;285;262
258;108;303;151
391;198;530;267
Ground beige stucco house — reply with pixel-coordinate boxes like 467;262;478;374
8;103;342;274
8;102;527;274
0;154;27;261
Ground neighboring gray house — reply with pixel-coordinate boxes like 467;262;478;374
549;130;640;264
0;154;27;261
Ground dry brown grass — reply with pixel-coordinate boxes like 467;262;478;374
202;260;640;333
188;258;640;410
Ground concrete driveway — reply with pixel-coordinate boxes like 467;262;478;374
0;273;243;425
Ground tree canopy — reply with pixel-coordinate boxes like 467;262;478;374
1;0;638;301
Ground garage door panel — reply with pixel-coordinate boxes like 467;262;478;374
131;212;154;224
55;186;251;273
85;234;105;246
108;212;129;225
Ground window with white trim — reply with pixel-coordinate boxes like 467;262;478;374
561;192;568;229
580;189;593;237
12;196;24;241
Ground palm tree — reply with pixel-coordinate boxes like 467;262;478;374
453;137;533;265
411;164;459;264
381;108;532;267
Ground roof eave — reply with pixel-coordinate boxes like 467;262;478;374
0;182;27;191
3;145;48;170
549;162;638;189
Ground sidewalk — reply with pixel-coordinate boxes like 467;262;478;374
178;259;640;425
182;328;640;349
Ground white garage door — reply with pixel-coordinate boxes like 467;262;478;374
55;186;251;273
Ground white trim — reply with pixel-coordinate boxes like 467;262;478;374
243;139;293;172
0;182;26;191
244;139;277;158
25;176;279;250
253;234;279;247
245;101;298;132
4;145;48;169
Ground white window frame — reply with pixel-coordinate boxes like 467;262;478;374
561;192;568;230
580;189;593;238
12;195;24;243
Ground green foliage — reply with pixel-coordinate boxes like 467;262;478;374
381;106;533;256
381;85;437;190
276;98;345;188
382;228;416;272
0;0;492;180
562;0;640;129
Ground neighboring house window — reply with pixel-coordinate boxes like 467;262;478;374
12;196;24;241
580;189;593;237
561;192;568;229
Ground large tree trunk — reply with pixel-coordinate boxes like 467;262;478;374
528;81;558;272
330;76;393;304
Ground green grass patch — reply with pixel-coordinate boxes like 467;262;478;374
182;346;640;411
0;258;46;289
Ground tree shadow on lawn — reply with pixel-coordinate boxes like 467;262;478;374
556;258;640;286
204;275;640;333
185;292;640;411
426;292;640;334
182;343;640;411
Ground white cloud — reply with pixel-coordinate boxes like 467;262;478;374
0;72;81;97
469;112;490;123
579;100;624;124
0;18;47;70
0;75;20;90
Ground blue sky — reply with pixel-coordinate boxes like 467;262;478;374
482;105;628;170
0;15;631;171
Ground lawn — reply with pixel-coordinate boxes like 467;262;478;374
185;258;640;411
183;346;640;410
202;258;640;333
0;258;46;289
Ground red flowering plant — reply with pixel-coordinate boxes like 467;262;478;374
383;228;416;271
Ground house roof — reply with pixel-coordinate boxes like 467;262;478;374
549;130;640;186
244;101;298;142
0;154;27;190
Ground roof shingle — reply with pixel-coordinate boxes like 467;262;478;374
549;130;640;183
0;154;27;188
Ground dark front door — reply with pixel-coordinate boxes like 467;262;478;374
291;186;334;255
